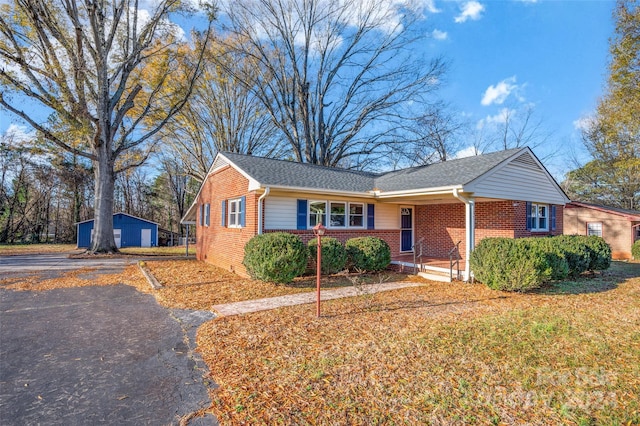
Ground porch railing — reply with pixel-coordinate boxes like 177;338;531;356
412;238;425;274
449;240;462;281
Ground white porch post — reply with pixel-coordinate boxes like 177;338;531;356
453;189;475;282
464;198;475;282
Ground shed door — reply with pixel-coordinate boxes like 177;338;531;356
113;229;122;248
141;229;152;248
400;207;413;252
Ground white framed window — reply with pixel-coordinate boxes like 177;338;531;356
330;202;346;227
587;222;603;237
349;203;364;227
529;203;549;231
309;201;326;227
204;203;210;227
228;198;242;228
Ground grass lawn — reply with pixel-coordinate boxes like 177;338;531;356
136;260;422;309
196;261;640;425
0;243;194;256
0;244;77;255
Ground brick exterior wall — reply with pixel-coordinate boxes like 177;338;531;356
564;206;636;259
195;166;258;276
415;201;564;260
195;166;565;275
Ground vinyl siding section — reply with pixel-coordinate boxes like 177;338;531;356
375;203;400;230
465;153;568;205
265;197;298;230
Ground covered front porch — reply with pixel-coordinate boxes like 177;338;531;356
391;252;465;283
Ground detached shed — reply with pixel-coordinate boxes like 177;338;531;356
77;213;158;249
564;202;640;259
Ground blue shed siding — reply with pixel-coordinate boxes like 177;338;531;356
76;213;158;248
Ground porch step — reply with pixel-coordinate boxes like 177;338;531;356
417;271;453;283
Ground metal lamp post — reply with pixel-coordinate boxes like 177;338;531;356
312;223;326;318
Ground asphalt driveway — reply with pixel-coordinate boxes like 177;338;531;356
0;253;135;279
0;284;217;425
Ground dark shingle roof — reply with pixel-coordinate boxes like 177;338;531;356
222;148;524;193
374;148;522;192
222;152;377;193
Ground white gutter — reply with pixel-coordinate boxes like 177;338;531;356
453;188;475;282
257;187;270;234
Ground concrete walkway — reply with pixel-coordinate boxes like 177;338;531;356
211;281;424;316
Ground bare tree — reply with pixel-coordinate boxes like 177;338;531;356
221;0;446;168
0;0;213;252
409;102;464;165
158;35;281;182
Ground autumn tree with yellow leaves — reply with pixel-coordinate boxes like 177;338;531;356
0;0;213;252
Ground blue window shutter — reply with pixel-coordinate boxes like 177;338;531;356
221;200;227;227
240;196;246;227
205;204;210;226
551;205;557;231
297;200;307;230
367;204;375;230
525;201;532;230
199;204;204;226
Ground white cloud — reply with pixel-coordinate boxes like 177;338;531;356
454;1;485;23
481;76;523;106
431;29;448;40
573;115;594;132
453;146;480;159
476;108;515;129
4;124;36;143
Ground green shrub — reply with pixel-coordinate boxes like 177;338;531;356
523;237;569;281
633;240;640;260
583;235;611;270
307;237;347;275
345;237;391;272
470;238;550;292
242;232;307;283
551;235;591;277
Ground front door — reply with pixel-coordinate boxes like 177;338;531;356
140;229;152;248
400;207;413;252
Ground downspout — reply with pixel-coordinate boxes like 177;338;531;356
257;187;270;235
453;188;475;282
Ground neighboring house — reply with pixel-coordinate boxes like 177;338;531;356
564;202;640;259
181;147;569;281
77;213;158;249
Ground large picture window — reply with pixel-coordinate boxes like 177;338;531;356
330;202;346;227
528;203;548;231
309;201;326;227
349;203;364;227
228;198;242;228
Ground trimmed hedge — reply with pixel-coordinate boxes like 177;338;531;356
470;238;551;292
345;237;391;272
583;235;611;270
471;235;612;292
307;237;347;275
633;240;640;260
242;232;307;283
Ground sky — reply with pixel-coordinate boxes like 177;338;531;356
415;0;615;178
0;0;616;181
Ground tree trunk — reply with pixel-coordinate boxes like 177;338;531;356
90;150;117;253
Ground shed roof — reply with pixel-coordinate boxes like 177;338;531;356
75;212;159;226
566;202;640;221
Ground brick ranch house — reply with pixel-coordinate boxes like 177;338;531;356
564;201;640;260
181;147;570;281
